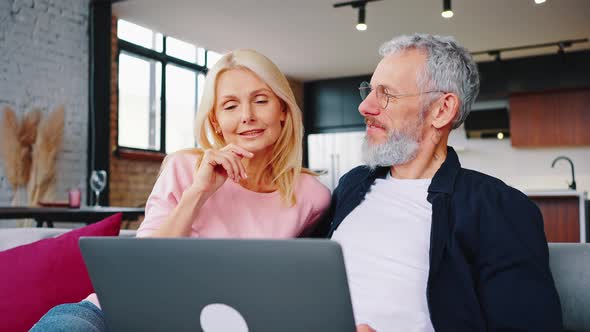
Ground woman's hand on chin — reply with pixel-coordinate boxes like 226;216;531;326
191;144;254;196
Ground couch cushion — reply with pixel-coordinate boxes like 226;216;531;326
0;228;70;251
548;243;590;332
0;213;122;332
0;227;137;251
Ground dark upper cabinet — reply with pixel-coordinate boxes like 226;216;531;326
341;86;365;127
304;50;590;134
314;86;342;128
477;50;590;100
304;75;370;133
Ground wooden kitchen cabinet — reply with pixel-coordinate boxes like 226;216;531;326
527;192;587;243
509;89;590;147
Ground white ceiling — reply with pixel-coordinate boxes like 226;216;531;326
113;0;590;81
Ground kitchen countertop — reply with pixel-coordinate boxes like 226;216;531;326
524;190;587;198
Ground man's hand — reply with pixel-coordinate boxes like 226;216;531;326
356;324;376;332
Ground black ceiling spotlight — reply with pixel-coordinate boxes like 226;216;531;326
333;0;382;31
357;5;366;31
442;0;453;18
557;41;572;54
488;50;502;62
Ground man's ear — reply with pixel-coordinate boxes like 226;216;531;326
430;93;459;129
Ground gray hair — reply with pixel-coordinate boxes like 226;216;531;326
379;34;480;129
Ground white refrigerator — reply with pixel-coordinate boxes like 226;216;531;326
307;131;365;191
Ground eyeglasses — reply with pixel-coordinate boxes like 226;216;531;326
358;81;444;109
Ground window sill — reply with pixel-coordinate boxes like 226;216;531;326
115;147;166;162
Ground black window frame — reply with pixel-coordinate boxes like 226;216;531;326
116;25;211;156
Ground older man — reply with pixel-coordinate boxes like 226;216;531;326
316;34;562;332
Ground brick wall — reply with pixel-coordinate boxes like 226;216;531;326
0;0;90;216
108;16;161;219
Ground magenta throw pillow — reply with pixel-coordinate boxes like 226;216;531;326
0;213;122;332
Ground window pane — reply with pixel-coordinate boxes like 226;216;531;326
166;37;198;64
118;52;162;150
166;65;197;153
206;50;223;69
197;48;206;66
196;73;206;147
117;19;163;52
197;73;205;110
154;33;164;52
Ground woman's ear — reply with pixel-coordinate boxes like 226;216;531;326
209;113;221;134
431;93;459;129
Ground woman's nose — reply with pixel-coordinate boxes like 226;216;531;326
241;104;256;123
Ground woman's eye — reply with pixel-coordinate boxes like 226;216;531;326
255;99;268;104
223;104;237;111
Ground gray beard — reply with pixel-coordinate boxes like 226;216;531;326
362;107;427;169
362;131;420;169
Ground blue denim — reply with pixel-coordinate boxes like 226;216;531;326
29;300;107;332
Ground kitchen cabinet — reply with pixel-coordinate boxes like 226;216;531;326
304;75;370;133
527;191;587;243
509;89;590;147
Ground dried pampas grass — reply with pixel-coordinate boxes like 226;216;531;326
29;105;65;205
0;107;20;190
17;108;42;186
1;105;64;207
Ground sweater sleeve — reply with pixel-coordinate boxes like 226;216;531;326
136;154;194;237
476;187;563;332
299;178;331;237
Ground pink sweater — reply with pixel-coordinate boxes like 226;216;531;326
86;152;330;307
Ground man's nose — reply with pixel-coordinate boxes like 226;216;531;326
358;91;381;117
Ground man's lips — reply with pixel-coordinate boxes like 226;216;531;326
365;119;386;131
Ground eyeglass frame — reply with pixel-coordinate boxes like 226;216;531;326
358;81;445;109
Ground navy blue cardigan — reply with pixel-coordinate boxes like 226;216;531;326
314;147;562;332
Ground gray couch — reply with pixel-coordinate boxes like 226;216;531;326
0;227;136;251
549;243;590;332
0;230;587;331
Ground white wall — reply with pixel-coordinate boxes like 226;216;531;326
449;126;590;195
0;0;90;222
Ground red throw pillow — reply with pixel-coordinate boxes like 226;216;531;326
0;213;122;332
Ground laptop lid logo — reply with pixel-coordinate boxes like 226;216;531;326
200;303;249;332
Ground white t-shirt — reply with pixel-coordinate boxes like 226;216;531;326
332;172;434;332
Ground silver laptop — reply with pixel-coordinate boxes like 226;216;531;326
79;238;356;332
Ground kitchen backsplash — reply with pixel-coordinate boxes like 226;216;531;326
308;127;590;195
449;126;590;195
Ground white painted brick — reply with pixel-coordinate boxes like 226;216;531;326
0;0;90;205
33;0;48;12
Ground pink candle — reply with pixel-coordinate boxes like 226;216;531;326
68;188;81;208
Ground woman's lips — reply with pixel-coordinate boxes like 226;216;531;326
239;129;265;138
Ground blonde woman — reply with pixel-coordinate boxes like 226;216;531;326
31;49;330;331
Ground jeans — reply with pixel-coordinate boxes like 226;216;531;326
29;300;107;332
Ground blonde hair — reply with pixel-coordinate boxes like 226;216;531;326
193;49;308;206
